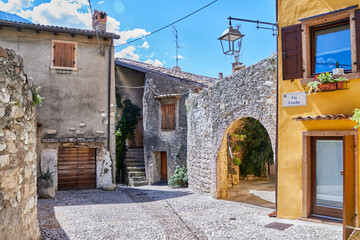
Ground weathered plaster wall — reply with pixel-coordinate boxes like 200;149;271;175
187;56;277;198
143;73;190;183
277;0;360;219
0;26;116;185
0;46;40;239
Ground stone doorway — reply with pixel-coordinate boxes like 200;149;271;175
216;117;275;208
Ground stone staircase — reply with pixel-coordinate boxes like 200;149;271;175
125;148;148;187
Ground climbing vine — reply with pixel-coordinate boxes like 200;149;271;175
233;117;273;177
115;90;141;181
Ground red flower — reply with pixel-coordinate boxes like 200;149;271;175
314;75;318;80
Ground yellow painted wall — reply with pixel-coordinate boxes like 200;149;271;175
278;0;360;219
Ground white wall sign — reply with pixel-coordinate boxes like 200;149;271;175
282;92;307;107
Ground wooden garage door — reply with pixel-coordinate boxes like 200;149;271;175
58;147;96;190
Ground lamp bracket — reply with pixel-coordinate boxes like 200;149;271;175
228;16;278;36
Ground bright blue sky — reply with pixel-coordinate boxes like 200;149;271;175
0;0;276;78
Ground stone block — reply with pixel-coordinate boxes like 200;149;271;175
45;129;57;135
0;168;18;189
79;122;86;127
0;154;10;167
40;149;58;187
101;183;116;191
0;46;8;58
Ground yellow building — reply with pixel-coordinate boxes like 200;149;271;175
277;0;360;238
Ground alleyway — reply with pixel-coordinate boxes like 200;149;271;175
38;186;342;240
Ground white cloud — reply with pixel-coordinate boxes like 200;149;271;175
115;45;140;61
98;0;104;4
117;29;150;45
140;41;149;49
176;55;185;59
0;0;34;12
146;52;155;58
144;59;163;67
16;0;92;29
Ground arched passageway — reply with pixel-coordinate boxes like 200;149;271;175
216;117;275;208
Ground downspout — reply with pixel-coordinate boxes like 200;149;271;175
275;0;279;213
107;39;113;152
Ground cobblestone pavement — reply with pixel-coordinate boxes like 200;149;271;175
37;185;342;240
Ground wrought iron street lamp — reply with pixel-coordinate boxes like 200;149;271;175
219;16;278;56
218;22;244;55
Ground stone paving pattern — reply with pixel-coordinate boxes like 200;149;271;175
38;185;342;240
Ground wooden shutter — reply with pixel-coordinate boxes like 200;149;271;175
281;24;303;80
356;9;360;72
161;104;175;130
53;42;76;68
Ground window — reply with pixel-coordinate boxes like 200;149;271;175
161;104;175;130
51;40;77;70
281;6;360;81
311;20;351;75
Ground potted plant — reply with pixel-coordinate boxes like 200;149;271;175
332;61;344;75
37;168;55;199
351;108;360;130
307;72;348;95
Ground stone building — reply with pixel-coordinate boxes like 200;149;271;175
0;46;40;239
187;56;277;199
0;10;120;190
115;59;216;185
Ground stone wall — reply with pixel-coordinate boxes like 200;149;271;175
143;73;191;183
0;46;40;239
187;55;277;198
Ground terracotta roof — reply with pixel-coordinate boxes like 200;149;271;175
293;114;352;121
115;58;218;88
0;19;120;39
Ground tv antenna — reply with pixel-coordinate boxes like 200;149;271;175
173;25;182;68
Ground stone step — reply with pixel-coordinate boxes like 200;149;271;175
133;181;148;187
132;176;146;181
127;167;145;171
126;162;145;167
127;148;144;153
125;155;144;160
128;171;146;177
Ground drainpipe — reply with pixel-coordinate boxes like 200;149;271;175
107;39;113;152
275;0;279;213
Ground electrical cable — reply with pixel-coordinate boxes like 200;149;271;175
116;0;219;47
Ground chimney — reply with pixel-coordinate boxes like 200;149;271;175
218;72;223;79
232;55;245;73
92;10;107;31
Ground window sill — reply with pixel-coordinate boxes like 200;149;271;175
50;66;78;71
301;72;360;85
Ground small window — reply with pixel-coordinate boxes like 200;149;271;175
51;40;77;70
311;20;351;75
161;104;175;130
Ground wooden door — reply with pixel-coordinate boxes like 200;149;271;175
311;137;343;219
58;147;96;190
344;135;355;239
161;152;167;181
128;118;143;147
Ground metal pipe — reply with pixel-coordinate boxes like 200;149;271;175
228;16;278;27
275;0;279;213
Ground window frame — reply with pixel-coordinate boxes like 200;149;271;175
50;40;78;71
310;19;352;76
300;8;358;84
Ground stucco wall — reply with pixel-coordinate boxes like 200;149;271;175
277;0;360;219
187;56;277;198
143;73;189;183
0;46;40;239
0;26;116;186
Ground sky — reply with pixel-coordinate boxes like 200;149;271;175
0;0;276;78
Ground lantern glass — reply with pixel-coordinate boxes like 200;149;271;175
218;26;244;55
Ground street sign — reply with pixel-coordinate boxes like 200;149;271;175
282;92;307;107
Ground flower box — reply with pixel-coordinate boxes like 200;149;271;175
319;82;336;92
336;81;344;90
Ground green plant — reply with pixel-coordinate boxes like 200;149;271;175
351;108;360;130
235;118;273;177
32;86;44;106
38;168;55;183
233;157;241;166
307;72;348;95
307;81;321;95
336;61;340;68
168;166;188;188
115;93;141;181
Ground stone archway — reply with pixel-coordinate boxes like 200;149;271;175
187;55;277;198
216;116;274;200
